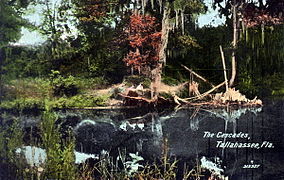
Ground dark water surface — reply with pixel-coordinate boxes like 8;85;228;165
0;99;284;180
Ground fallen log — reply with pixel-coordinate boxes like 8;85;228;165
188;101;262;107
119;93;152;106
117;82;262;108
173;94;189;105
61;106;137;110
118;93;175;107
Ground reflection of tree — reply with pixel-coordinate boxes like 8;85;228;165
205;106;262;175
206;107;262;122
159;106;262;132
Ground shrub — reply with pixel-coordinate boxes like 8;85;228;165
48;94;110;109
49;70;79;97
0;98;44;111
162;76;180;86
76;77;108;90
159;92;173;99
41;111;76;180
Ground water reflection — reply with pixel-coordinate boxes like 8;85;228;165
0;100;284;179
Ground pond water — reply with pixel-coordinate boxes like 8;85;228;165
0;99;284;179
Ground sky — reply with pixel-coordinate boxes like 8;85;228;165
16;3;46;46
198;1;226;27
16;0;225;46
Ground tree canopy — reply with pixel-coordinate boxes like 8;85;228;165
0;0;32;47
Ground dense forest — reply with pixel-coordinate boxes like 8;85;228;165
0;0;284;110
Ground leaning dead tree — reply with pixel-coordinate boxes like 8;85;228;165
176;64;262;106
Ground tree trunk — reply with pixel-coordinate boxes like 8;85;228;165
158;0;162;13
151;3;171;99
175;9;179;29
181;10;185;35
150;0;154;9
229;1;237;87
159;3;171;65
0;48;3;102
150;63;162;99
134;0;138;14
219;45;229;91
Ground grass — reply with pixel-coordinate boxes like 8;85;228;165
0;77;111;111
0;117;27;179
41;111;76;180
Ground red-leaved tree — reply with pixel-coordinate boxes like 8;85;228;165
123;13;161;75
242;1;284;27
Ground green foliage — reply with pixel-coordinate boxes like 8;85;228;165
0;118;23;160
159;92;173;99
50;70;79;97
178;35;201;49
0;117;27;178
0;130;5;158
3;78;50;100
272;89;284;96
4;77;108;100
0;76;111;111
70;0;127;81
166;25;231;85
76;147;181;179
76;77;108;90
262;73;284;96
0;94;109;111
173;0;206;14
167;33;202;59
238;72;284;98
0;98;45;111
2;46;41;79
123;75;151;88
41;111;76;179
237;25;284;97
48;94;110;109
237;72;258;97
0;0;33;101
0;0;30;47
162;76;180;86
37;0;76;58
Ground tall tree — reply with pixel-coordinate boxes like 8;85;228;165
38;0;75;58
151;0;205;98
123;14;161;75
71;0;127;79
213;0;284;87
120;0;205;98
0;0;32;99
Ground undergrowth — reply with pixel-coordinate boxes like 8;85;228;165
0;76;111;111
